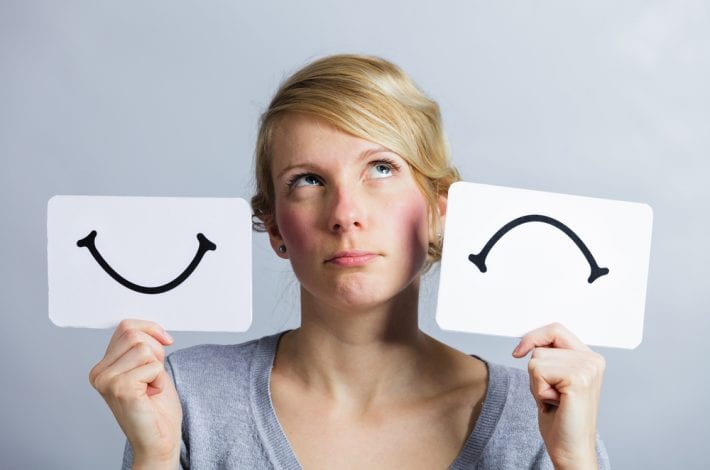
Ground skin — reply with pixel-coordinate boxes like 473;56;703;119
89;320;181;469
89;113;605;470
265;114;487;468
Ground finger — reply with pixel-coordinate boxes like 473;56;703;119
528;358;564;403
527;349;604;405
541;399;560;412
146;365;172;397
93;328;165;377
107;319;173;351
530;347;606;380
118;361;167;399
91;329;168;385
528;360;563;415
92;342;162;394
513;322;590;358
530;346;595;362
124;361;167;392
99;360;166;405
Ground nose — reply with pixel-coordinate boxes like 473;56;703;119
327;186;364;232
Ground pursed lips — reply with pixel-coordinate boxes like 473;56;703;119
325;250;379;267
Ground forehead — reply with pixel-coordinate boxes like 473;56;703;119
270;113;382;165
267;113;434;206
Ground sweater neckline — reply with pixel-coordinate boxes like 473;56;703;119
250;331;509;469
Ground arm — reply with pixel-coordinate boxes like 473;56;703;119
513;323;606;470
89;319;183;469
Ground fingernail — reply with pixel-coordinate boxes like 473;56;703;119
164;330;174;343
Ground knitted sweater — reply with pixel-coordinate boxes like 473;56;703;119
122;331;610;469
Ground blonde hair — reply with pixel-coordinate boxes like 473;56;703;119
251;54;460;269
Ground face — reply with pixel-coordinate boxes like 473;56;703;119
268;113;440;310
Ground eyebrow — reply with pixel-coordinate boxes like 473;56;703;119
274;145;393;179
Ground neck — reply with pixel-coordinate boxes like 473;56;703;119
277;278;439;412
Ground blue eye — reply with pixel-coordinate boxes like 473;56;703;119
369;161;396;179
289;174;322;188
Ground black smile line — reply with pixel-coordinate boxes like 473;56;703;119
76;230;217;294
468;214;609;284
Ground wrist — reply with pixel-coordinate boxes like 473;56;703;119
548;434;598;470
132;449;179;470
552;453;597;470
133;458;178;470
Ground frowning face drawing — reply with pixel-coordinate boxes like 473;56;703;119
467;214;609;284
436;182;652;349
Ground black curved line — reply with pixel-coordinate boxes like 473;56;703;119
467;214;609;284
76;230;216;294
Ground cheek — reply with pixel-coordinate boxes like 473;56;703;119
275;205;313;254
386;195;430;250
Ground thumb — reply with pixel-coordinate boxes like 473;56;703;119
146;364;172;397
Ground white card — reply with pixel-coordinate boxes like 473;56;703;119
436;182;653;349
47;195;252;332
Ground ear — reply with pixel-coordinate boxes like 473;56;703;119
431;193;447;240
436;193;448;230
267;223;289;259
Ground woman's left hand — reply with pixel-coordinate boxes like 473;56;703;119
513;323;605;470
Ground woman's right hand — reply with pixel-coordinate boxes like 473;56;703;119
89;319;183;469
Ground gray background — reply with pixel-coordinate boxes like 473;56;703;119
1;0;708;468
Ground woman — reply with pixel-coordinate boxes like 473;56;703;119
90;54;609;469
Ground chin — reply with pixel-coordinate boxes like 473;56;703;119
306;273;419;312
330;279;388;307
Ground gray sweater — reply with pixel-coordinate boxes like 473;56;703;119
123;331;610;469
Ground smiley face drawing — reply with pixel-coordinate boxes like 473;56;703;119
76;230;216;294
47;195;252;332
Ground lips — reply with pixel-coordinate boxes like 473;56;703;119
325;250;379;267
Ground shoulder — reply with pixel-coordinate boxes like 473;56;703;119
463;359;552;468
488;361;536;409
481;360;540;435
148;333;286;468
167;336;261;375
164;331;282;397
473;360;610;469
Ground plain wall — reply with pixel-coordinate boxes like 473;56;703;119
1;0;708;468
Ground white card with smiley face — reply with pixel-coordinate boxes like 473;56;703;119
47;195;252;332
436;182;653;349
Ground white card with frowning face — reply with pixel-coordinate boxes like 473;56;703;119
436;182;653;349
47;195;252;332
